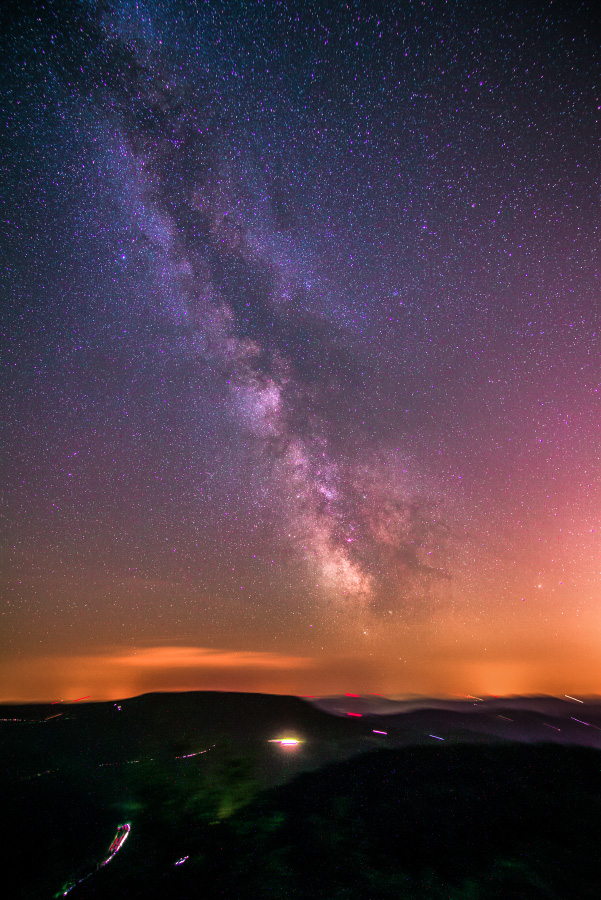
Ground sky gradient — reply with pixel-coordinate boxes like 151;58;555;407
2;0;601;701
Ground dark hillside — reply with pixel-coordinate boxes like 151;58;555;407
3;693;601;899
1;691;374;899
78;743;601;900
1;691;365;782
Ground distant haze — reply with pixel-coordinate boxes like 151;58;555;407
1;641;599;703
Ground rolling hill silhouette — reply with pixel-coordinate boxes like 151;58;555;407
3;691;601;899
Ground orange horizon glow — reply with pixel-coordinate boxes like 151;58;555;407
1;634;600;704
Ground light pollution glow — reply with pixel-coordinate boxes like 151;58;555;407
1;611;601;703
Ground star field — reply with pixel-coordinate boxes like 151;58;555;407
1;0;601;700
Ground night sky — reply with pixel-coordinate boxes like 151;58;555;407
2;0;601;701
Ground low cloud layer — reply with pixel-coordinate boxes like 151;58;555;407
0;645;316;703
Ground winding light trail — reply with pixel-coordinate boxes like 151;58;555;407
99;823;131;867
61;824;131;896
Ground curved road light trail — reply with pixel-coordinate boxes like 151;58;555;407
61;824;131;896
99;823;131;867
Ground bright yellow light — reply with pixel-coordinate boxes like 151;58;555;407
268;738;301;746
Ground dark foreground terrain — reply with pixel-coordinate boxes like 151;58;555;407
3;692;601;899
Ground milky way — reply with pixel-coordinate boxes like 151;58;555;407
2;0;601;699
